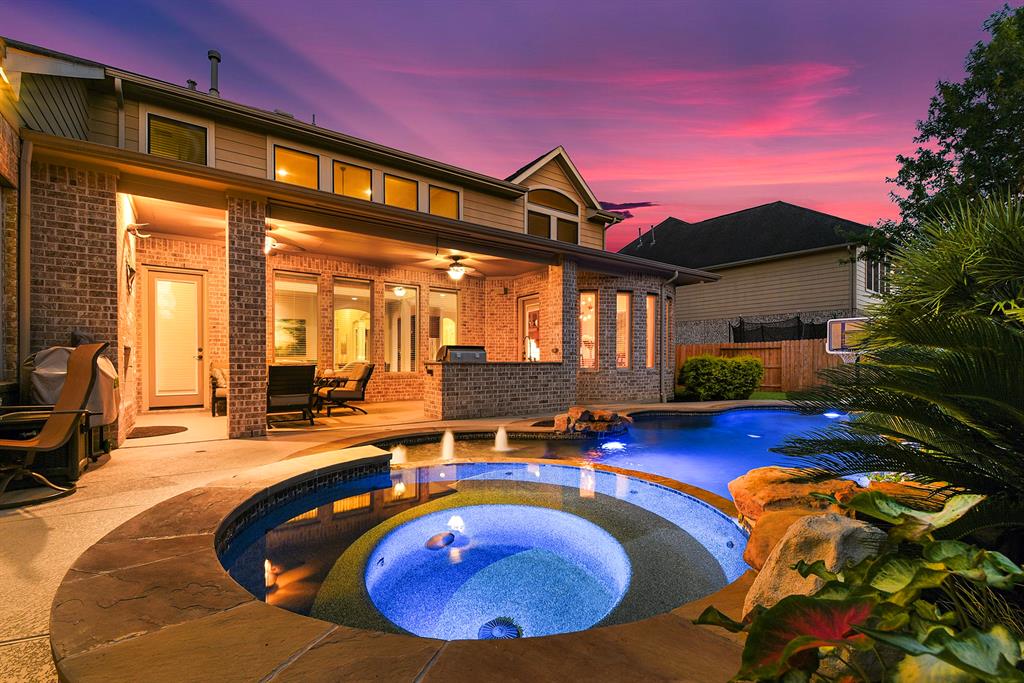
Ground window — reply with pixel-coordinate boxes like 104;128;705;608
333;278;371;367
556;218;578;244
428;290;458;361
526;189;579;244
580;291;598;369
616;292;631;368
274;146;319;189
384;174;418;210
866;258;890;294
527;211;550;238
384;284;418;372
147;114;207;164
521;296;541;361
333;161;372;200
274;273;319;362
529;189;578;214
645;294;657;368
429;186;459;219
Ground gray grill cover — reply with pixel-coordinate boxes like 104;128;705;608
27;346;119;427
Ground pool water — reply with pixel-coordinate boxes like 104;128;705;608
221;462;748;640
399;409;841;498
365;504;631;639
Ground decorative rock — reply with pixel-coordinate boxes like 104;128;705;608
728;467;860;525
567;406;594;422
553;406;632;436
743;513;886;616
742;508;824;571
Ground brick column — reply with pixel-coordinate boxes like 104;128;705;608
555;259;579;405
226;196;267;438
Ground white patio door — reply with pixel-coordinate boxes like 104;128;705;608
148;270;205;408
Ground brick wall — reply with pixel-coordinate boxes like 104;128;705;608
575;270;672;404
135;236;228;409
29;162;118;362
2;184;17;383
0;113;18;188
226;197;267;438
424;361;574;420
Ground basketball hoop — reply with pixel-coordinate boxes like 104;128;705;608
826;317;868;362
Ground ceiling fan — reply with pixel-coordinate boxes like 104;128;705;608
434;254;475;281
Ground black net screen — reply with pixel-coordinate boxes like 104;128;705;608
731;317;828;343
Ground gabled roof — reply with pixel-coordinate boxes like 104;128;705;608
506;146;603;210
618;201;870;270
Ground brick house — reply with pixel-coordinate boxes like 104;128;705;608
0;38;715;443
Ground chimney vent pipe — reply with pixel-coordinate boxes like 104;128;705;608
186;79;197;91
208;50;221;97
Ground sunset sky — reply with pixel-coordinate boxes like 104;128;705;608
5;0;1007;249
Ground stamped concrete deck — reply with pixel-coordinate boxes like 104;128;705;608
0;399;778;680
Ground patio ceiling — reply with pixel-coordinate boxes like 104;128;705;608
129;194;548;278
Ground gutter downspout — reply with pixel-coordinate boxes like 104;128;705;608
661;270;680;402
17;139;32;400
848;245;858;314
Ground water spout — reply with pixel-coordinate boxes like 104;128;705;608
391;444;407;464
493;426;514;452
441;430;456;460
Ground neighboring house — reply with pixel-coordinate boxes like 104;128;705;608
0;38;715;443
619;201;879;344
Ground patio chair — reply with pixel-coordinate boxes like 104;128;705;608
0;342;107;509
267;364;316;426
314;362;375;416
210;363;228;417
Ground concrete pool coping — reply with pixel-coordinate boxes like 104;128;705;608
49;401;779;681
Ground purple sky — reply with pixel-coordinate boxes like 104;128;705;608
6;0;1007;249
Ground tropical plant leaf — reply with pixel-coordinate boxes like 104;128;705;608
739;596;875;679
792;559;838;582
860;624;1024;681
693;606;749;633
838;491;985;541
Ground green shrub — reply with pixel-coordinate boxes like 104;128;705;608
678;355;764;400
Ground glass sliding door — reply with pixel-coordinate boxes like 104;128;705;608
333;278;371;367
428;289;458;361
384;284;418;372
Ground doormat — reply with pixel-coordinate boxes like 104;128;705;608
128;426;188;439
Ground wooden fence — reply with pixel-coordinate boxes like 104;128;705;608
675;339;842;392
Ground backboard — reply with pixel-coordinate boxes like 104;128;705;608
826;317;869;355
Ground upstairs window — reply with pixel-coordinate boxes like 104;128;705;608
274;146;319;189
333;161;372;200
147;114;207;165
384;174;418;210
429;186;459;219
526;189;579;244
866;258;891;295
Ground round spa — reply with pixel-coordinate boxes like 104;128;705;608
219;462;748;641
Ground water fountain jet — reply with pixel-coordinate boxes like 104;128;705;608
493;426;515;452
440;430;456;460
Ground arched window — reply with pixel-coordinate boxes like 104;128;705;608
526;189;579;244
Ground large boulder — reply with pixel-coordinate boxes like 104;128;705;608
729;467;860;524
743;508;824;571
743;513;886;616
553;407;632;436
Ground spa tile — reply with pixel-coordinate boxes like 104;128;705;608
57;602;334;683
51;548;252;661
100;487;262;541
421;613;742;682
273;626;443;682
66;533;215;577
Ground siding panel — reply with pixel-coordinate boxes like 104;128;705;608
87;92;119;146
215;124;266;176
462;189;524;231
677;249;851;320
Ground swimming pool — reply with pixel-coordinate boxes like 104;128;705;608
398;409;841;498
221;462;748;640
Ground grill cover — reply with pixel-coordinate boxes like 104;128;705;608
26;346;120;427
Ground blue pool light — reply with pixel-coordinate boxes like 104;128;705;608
823;411;842;419
600;441;626;451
